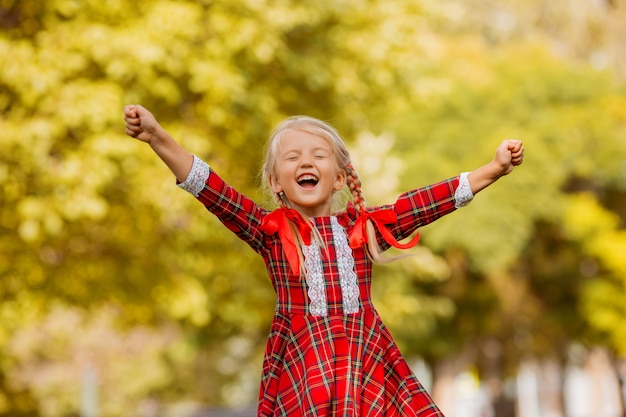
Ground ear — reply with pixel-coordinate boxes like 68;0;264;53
333;169;347;192
269;175;283;193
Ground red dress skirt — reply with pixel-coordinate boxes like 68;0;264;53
186;161;459;416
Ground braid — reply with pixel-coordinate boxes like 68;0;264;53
346;163;366;212
347;162;385;261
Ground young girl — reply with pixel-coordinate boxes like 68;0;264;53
124;105;524;416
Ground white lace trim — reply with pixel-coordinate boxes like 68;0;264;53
303;242;328;316
301;218;361;316
177;155;209;197
455;172;474;208
331;217;360;314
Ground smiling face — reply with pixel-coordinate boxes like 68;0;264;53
269;128;346;218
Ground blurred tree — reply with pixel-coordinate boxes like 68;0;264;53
385;32;626;410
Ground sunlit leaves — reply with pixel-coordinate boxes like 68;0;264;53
564;193;626;354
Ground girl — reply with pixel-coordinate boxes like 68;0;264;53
124;105;524;416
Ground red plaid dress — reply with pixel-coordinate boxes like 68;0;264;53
180;156;465;417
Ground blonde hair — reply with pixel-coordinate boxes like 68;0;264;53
261;116;382;265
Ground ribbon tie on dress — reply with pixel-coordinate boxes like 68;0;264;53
260;207;313;275
349;209;420;250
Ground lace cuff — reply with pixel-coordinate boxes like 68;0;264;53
177;155;209;197
454;172;474;208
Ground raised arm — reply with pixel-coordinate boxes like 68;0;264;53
124;104;194;182
468;139;524;194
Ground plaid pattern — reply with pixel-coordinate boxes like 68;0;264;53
193;167;459;416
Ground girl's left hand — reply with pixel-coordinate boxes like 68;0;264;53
495;139;524;175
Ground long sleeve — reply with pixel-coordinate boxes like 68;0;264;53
357;174;473;251
177;155;270;255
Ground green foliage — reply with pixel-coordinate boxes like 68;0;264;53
565;193;626;355
387;40;626;370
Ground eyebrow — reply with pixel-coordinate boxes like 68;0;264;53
282;146;331;155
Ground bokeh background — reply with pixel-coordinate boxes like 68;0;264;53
1;0;626;416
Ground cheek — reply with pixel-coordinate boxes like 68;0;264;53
273;165;295;185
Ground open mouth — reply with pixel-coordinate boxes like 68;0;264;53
297;174;319;188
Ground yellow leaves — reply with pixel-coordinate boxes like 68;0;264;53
8;124;134;244
144;1;204;40
16;193;107;243
592;232;626;275
188;60;246;99
41;80;123;131
17;198;61;242
563;192;619;240
0;40;60;110
60;193;109;223
152;277;211;326
148;76;182;106
581;279;626;355
565;192;626;354
0;292;45;344
3;118;67;199
602;94;626;123
563;192;626;274
77;24;132;66
54;0;82;19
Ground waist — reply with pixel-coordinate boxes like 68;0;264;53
275;300;375;317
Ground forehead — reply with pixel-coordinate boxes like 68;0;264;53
279;128;334;152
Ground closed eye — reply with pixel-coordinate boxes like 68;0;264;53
284;153;300;161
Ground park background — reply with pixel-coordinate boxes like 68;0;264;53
1;0;626;416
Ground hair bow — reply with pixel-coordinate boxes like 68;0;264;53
260;207;313;275
349;209;420;250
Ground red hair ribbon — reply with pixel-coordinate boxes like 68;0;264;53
349;209;420;250
260;207;313;275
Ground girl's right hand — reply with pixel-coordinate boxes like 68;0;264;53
124;104;160;144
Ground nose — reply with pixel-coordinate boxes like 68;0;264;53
299;156;313;167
